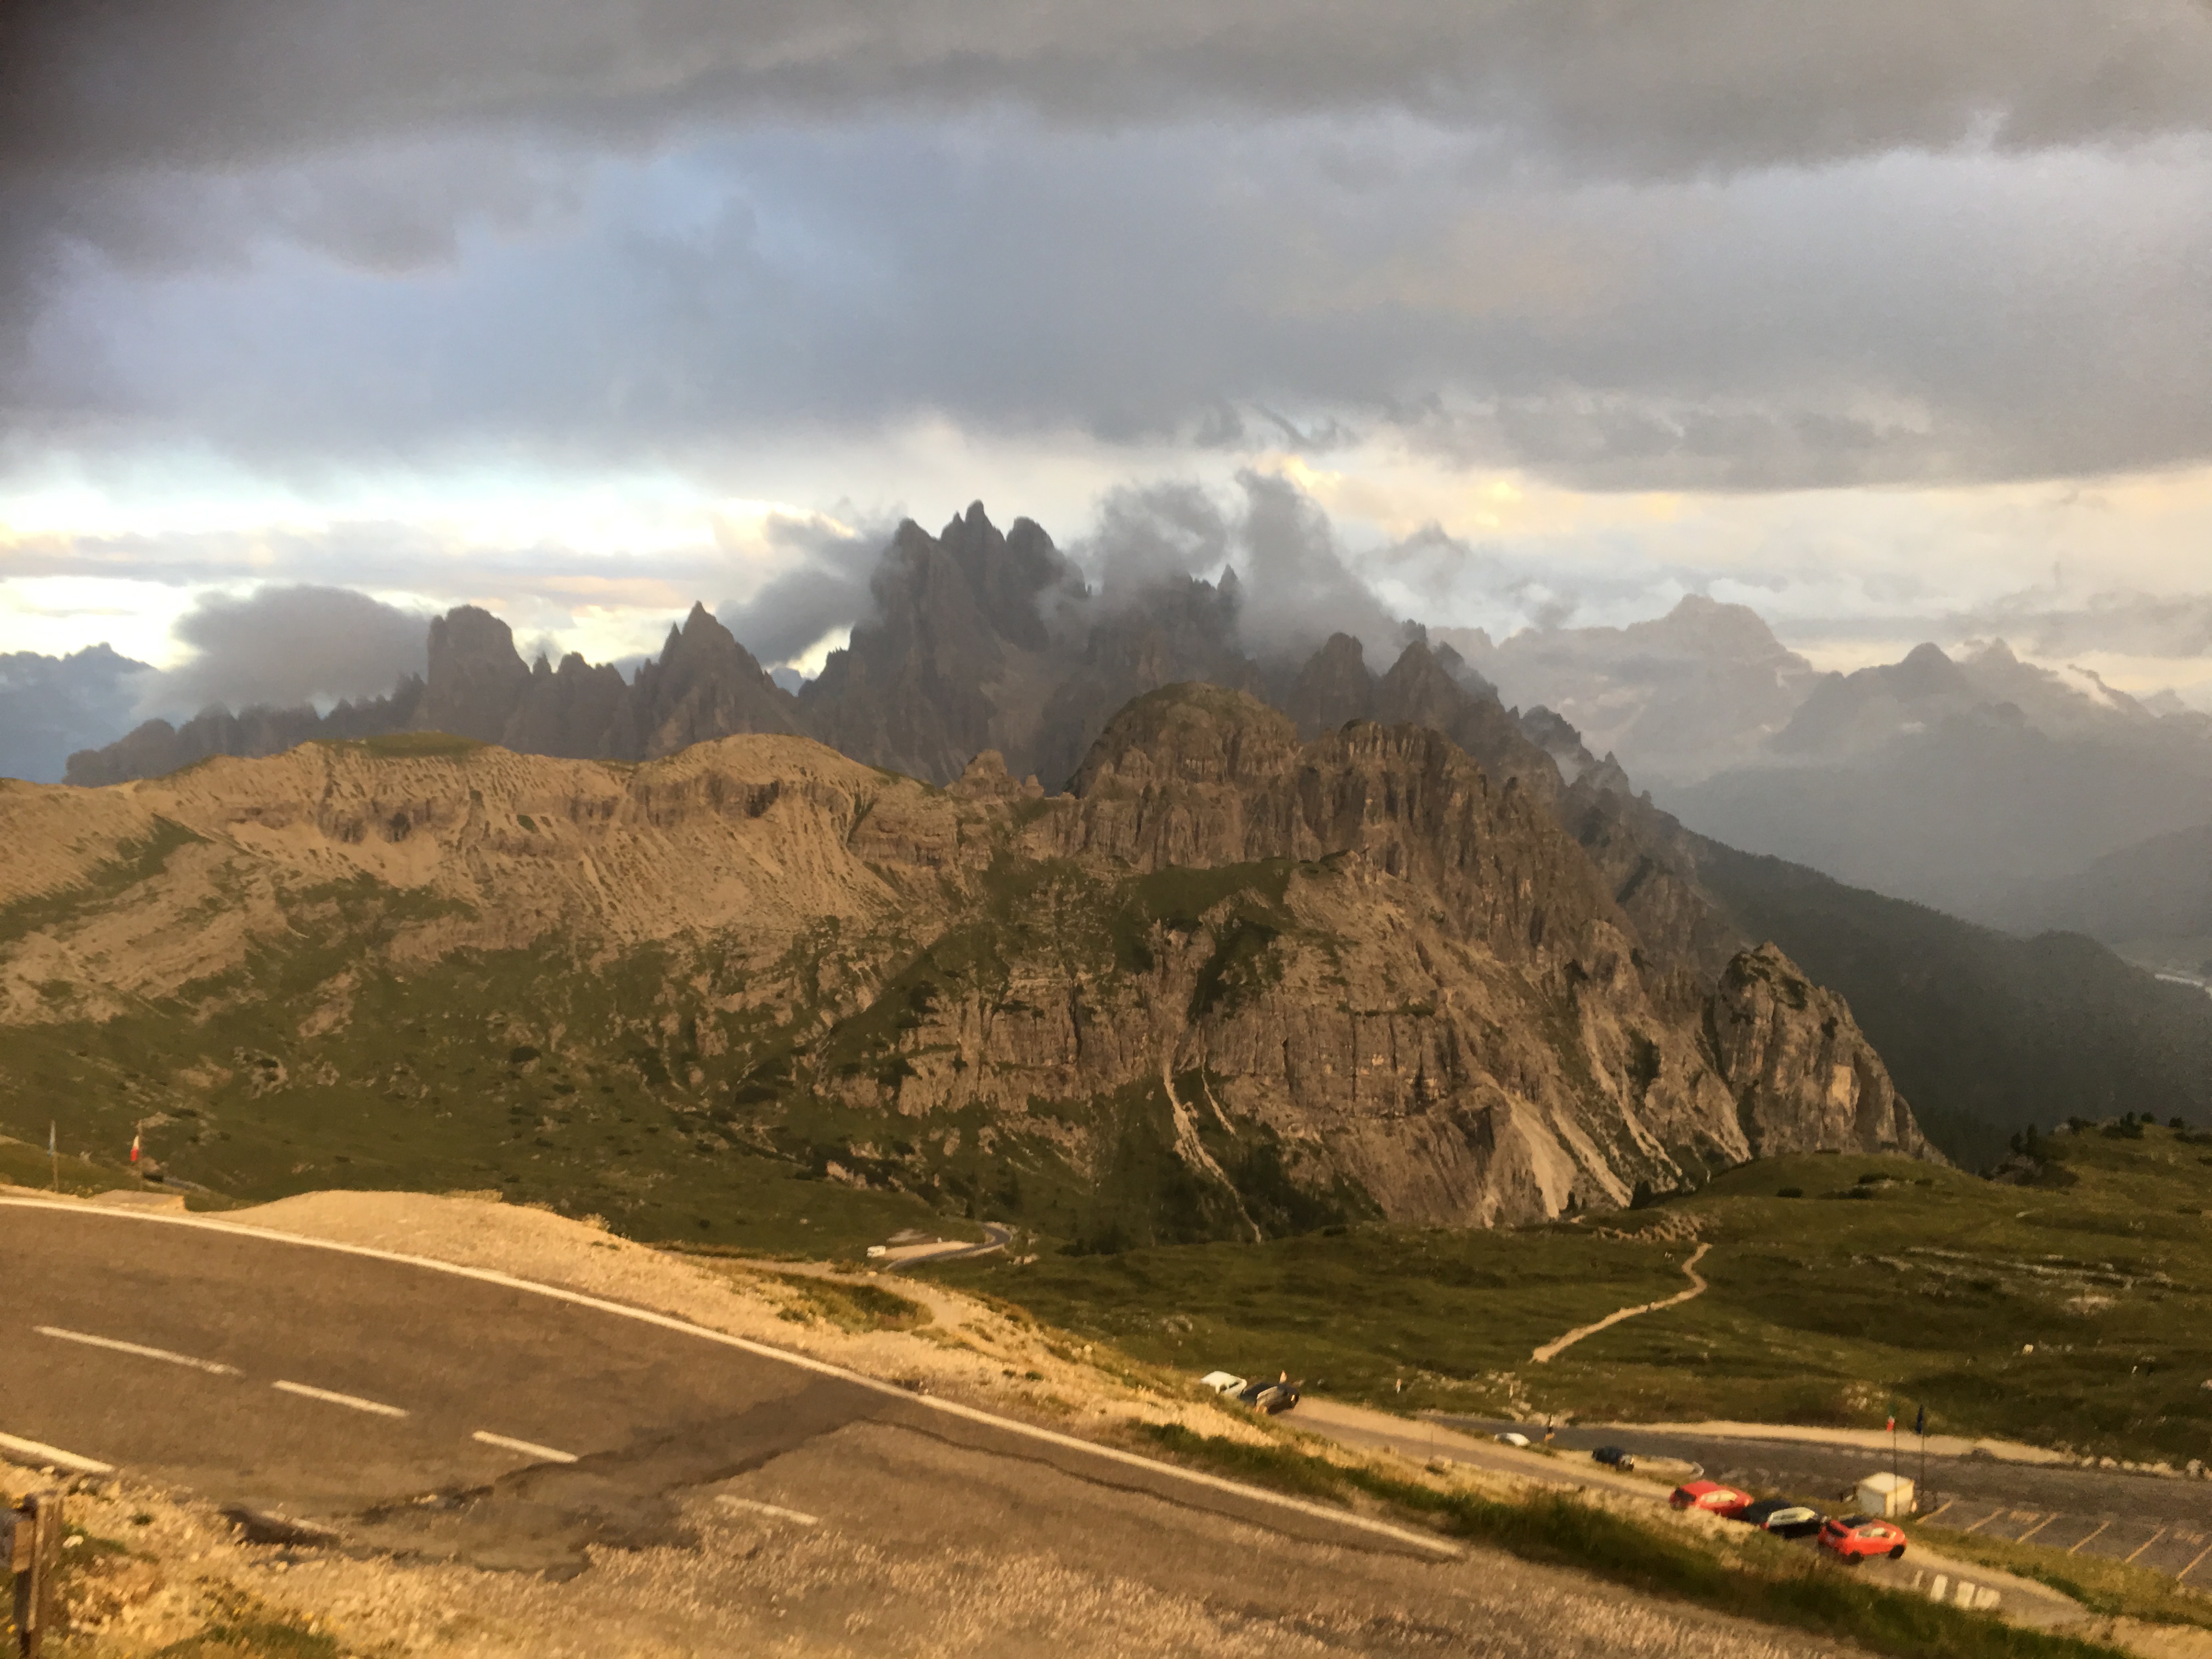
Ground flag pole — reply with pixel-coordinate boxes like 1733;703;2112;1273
50;1120;59;1192
1918;1404;1928;1509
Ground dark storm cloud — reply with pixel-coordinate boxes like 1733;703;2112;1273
2;4;2210;498
5;1;2209;177
716;512;889;668
144;584;427;716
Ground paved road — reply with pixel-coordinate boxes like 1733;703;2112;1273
0;1199;1865;1657
0;1201;1435;1572
1441;1415;2212;1585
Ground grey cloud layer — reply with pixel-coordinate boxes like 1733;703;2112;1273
12;123;2210;489
3;2;2210;521
7;1;2209;177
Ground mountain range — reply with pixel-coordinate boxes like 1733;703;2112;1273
59;526;2212;952
1;684;1935;1243
22;502;2212;1192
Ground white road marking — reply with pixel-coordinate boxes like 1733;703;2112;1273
2015;1513;2057;1543
472;1429;578;1464
0;1197;1460;1560
0;1430;115;1475
2067;1519;2109;1555
272;1380;408;1418
2124;1526;2169;1565
37;1324;240;1375
719;1495;819;1526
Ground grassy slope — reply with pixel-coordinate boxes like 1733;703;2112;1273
0;876;963;1253
935;1125;2212;1466
0;796;1382;1255
1694;838;2212;1167
0;828;1336;1254
0;1133;138;1197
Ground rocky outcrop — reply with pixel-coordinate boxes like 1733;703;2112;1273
1711;944;1936;1159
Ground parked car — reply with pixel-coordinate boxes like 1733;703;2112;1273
1668;1481;1753;1518
1819;1514;1907;1561
1494;1431;1532;1448
1235;1379;1300;1414
1591;1446;1637;1471
1737;1498;1824;1538
1200;1371;1246;1396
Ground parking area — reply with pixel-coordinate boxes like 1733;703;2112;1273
1438;1415;2212;1587
1289;1401;2080;1625
1929;1502;2212;1583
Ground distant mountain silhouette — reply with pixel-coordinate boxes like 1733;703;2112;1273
66;503;1583;806
1663;640;2212;917
1440;595;1820;788
1;644;153;785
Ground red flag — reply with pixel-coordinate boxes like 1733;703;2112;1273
129;1132;141;1163
1886;1414;1895;1433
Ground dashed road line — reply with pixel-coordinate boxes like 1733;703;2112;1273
37;1324;240;1375
272;1380;408;1418
0;1430;115;1475
2068;1520;2109;1555
472;1430;578;1464
719;1495;819;1526
2124;1527;2169;1565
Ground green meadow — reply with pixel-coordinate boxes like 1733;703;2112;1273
933;1124;2212;1467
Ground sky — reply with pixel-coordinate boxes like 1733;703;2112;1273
4;1;2211;715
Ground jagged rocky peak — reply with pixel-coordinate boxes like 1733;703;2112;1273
1286;632;1376;738
938;501;1079;650
1518;705;1598;783
417;605;532;742
619;601;802;760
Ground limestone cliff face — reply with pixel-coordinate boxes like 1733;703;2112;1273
4;686;1937;1240
1712;943;1936;1160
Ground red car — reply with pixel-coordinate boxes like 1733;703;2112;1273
1669;1481;1753;1519
1819;1515;1908;1561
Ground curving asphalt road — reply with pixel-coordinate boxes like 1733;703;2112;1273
0;1198;1446;1576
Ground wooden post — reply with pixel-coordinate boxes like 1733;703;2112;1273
8;1492;65;1658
